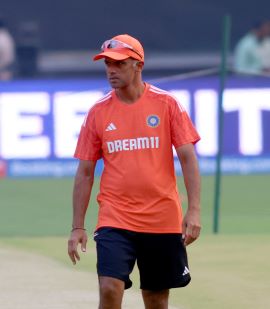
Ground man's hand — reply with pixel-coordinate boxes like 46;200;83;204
68;229;88;265
182;208;201;246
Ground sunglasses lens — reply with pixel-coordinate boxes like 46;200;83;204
102;40;128;51
107;41;118;49
102;40;119;50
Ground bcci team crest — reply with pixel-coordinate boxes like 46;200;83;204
147;115;160;128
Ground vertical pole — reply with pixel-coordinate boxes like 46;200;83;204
213;15;231;234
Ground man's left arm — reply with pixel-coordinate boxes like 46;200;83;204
176;143;201;246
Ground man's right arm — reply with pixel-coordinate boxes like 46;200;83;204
68;159;96;264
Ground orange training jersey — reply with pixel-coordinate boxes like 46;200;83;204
74;83;200;233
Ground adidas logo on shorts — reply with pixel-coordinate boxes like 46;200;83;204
182;266;190;276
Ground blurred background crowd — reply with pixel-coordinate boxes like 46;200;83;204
0;0;270;80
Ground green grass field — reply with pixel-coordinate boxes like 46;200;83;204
1;175;270;308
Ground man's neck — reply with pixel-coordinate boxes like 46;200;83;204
115;81;145;104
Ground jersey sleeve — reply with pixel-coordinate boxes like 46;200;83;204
74;107;102;161
169;97;200;148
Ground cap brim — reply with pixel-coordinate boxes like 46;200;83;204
93;51;130;61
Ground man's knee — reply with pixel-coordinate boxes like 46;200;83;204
99;276;124;303
142;289;169;309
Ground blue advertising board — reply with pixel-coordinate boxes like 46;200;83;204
0;77;270;177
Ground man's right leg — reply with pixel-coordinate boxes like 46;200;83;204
95;228;137;308
98;276;125;309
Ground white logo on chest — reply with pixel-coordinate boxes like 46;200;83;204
105;123;117;131
107;137;159;153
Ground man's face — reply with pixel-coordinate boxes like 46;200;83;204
104;58;138;89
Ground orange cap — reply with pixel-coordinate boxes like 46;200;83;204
93;34;144;62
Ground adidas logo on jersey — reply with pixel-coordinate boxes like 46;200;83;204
182;266;190;276
105;123;117;131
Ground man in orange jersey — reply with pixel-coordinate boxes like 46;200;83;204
68;34;201;309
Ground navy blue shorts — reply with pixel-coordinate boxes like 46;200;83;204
94;227;191;291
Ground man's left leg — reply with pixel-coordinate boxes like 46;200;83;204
141;289;169;309
137;233;191;309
